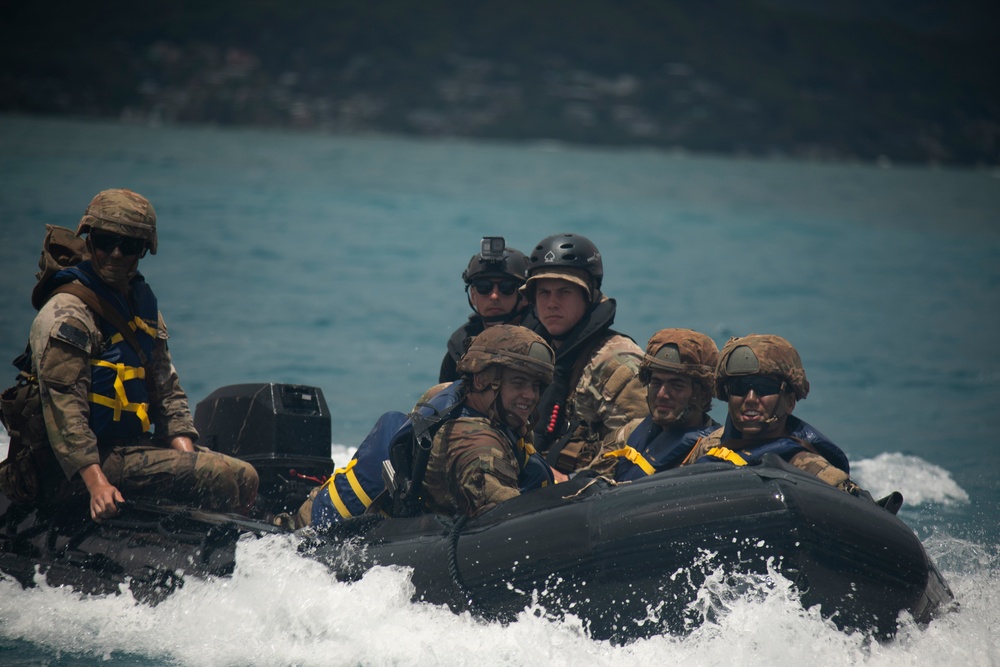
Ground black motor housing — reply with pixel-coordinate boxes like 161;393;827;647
194;383;334;514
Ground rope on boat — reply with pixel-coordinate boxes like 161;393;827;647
447;514;475;610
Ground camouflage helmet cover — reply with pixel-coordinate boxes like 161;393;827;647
76;189;158;254
715;334;810;400
457;324;555;384
640;328;719;388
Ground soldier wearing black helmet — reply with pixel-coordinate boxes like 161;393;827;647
14;189;259;522
682;334;867;496
520;233;647;474
589;328;721;480
438;237;531;383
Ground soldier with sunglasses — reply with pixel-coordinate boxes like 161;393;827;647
25;189;259;522
438;237;531;383
681;334;866;495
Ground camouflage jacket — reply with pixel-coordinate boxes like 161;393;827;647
422;415;522;518
29;290;197;481
550;332;647;472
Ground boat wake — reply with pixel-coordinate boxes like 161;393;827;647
0;529;993;666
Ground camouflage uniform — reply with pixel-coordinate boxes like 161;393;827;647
681;334;864;496
555;327;647;471
422;325;556;518
519;234;647;473
422;416;524;517
27;189;257;513
588;328;720;478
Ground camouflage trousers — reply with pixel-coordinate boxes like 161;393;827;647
73;444;259;514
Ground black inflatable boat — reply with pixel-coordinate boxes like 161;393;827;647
303;458;954;641
1;383;954;642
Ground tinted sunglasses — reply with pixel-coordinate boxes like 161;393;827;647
90;231;147;256
726;376;785;397
471;279;519;296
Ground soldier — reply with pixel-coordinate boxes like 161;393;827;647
439;237;531;383
422;325;559;518
589;328;721;480
520;233;647;473
682;334;866;495
27;189;258;521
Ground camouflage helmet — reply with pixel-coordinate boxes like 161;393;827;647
640;328;719;388
76;189;158;255
462;246;528;284
457;325;555;384
715;334;810;400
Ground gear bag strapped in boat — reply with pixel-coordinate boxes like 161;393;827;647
311;381;468;525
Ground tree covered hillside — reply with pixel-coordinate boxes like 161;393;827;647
2;0;997;166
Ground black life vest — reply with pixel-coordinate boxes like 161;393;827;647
603;415;719;482
697;415;851;473
528;298;621;456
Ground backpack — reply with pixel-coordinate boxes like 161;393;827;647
383;381;468;518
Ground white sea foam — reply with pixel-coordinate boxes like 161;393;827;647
852;453;970;507
0;529;995;667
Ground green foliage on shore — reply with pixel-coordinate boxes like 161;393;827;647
2;0;997;165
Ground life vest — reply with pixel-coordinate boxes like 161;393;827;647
697;415;851;473
603;415;718;482
49;262;158;439
312;380;555;527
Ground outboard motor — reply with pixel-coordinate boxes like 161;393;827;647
194;383;333;516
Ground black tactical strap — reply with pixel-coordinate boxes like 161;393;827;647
51;283;149;367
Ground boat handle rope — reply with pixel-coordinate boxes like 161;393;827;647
447;514;476;610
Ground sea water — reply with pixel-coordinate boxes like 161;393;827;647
0;115;997;666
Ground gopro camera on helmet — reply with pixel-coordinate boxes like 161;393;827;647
480;236;506;263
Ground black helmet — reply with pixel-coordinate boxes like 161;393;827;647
526;233;603;289
462;244;528;284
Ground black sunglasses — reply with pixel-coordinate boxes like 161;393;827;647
471;279;519;296
90;231;147;256
726;376;785;397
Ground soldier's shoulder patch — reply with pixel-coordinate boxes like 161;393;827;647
54;322;89;351
491;457;519;483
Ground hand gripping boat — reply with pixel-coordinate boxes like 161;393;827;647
1;383;953;641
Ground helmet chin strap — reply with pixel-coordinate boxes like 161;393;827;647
476;296;527;325
760;381;789;424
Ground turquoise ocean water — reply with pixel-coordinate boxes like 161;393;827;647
0;115;998;666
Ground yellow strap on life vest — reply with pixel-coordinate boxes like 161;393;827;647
88;359;150;431
705;446;748;466
602;446;657;476
519;438;537;456
326;459;373;519
109;316;158;346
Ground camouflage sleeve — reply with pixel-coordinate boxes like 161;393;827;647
586;418;642;476
441;419;521;518
564;335;647;467
29;295;102;480
575;335;647;437
678;428;722;466
788;450;859;493
148;311;198;442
